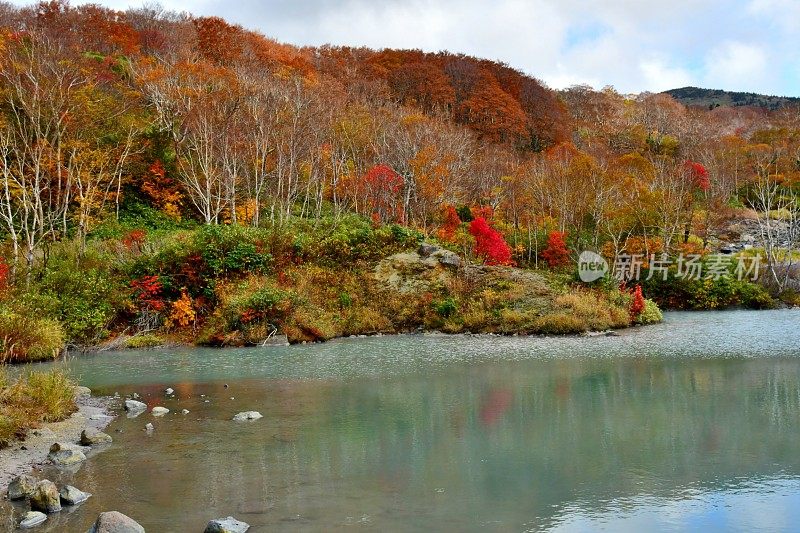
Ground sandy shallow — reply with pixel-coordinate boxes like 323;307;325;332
0;388;117;490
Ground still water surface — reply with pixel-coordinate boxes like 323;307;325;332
3;310;800;532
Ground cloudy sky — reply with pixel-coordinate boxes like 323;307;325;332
9;0;800;95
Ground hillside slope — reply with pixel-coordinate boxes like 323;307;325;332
663;86;800;110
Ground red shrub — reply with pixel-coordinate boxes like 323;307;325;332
630;285;645;318
131;275;164;311
0;257;9;292
469;217;513;266
685;161;710;192
122;229;147;251
438;205;461;242
363;164;404;223
541;231;570;268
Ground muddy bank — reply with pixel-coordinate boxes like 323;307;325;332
0;388;117;490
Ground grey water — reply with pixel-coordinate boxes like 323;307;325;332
3;310;800;532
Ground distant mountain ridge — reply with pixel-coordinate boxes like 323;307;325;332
663;86;800;111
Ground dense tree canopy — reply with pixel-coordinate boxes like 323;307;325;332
0;0;797;283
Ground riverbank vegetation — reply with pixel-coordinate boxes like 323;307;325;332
0;3;797;361
0;369;75;447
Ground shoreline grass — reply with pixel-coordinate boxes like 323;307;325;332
0;368;77;447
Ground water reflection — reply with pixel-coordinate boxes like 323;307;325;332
2;310;800;532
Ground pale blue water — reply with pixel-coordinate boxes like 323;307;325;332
3;310;800;532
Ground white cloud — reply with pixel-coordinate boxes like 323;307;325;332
703;41;771;92
640;59;694;93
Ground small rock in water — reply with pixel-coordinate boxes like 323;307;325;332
30;480;61;513
60;485;91;505
224;384;228;388
124;399;147;416
86;511;145;533
204;400;210;403
81;427;113;446
181;409;190;415
204;516;250;533
48;442;87;466
132;393;140;399
165;387;174;395
230;397;235;400
201;394;206;397
232;411;263;421
7;474;37;500
145;423;154;433
19;511;48;529
151;406;169;416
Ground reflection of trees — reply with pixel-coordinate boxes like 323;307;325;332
49;358;800;530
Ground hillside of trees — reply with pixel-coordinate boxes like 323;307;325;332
664;86;800;111
0;2;798;359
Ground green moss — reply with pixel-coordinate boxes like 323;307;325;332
124;334;164;349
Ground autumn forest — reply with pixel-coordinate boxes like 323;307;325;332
0;1;798;362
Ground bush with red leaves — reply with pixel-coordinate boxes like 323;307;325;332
438;205;461;242
630;284;645;319
0;256;9;292
541;231;570;268
363;164;404;223
469;217;513;266
131;275;164;311
685;161;710;192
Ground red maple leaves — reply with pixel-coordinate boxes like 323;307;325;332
541;231;570;268
363;164;404;223
685;161;710;192
630;284;645;319
131;275;164;311
469;217;513;266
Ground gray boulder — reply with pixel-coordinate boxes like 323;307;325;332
433;249;462;268
60;485;91;505
124;399;147;415
151;406;169;416
418;243;440;257
30;480;61;513
81;427;113;446
232;411;262;421
86;511;145;533
48;442;87;466
7;474;37;500
20;511;48;529
204;516;250;533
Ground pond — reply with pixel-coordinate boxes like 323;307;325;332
3;310;800;532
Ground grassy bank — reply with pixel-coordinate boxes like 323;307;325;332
0;211;667;360
0;369;76;447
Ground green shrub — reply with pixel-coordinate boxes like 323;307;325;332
195;225;272;277
642;266;777;310
636;299;663;324
124;334;164;349
0;307;65;363
433;297;457;318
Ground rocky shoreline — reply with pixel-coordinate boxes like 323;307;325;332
0;387;116;492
